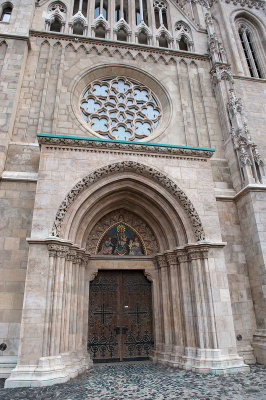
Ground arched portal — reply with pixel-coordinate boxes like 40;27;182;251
6;161;248;388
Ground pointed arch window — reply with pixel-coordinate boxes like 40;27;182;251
73;21;84;35
138;30;148;45
153;0;168;29
158;34;168;48
0;5;12;22
117;27;128;42
237;19;264;79
179;36;188;51
135;0;148;26
73;0;88;16
50;17;62;32
115;0;128;22
95;23;106;38
94;0;108;20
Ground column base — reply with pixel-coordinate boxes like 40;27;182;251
154;347;249;375
5;350;92;388
253;329;266;365
237;344;256;364
0;356;17;378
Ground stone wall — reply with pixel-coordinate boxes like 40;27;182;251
217;199;256;363
0;179;36;376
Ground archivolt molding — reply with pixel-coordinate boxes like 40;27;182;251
51;161;206;241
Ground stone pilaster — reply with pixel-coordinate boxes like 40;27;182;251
156;254;172;361
165;251;184;363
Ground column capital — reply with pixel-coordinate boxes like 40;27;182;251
165;251;177;266
175;249;188;263
156;254;168;269
47;244;69;258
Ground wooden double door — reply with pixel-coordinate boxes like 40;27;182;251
88;270;153;362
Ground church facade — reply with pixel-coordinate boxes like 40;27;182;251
0;0;265;388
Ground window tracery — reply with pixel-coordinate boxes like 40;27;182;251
236;18;264;79
175;21;193;51
46;1;66;32
80;77;161;141
153;0;168;29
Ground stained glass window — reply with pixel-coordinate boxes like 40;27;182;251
80;77;161;141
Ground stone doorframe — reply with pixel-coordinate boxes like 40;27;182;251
5;236;249;388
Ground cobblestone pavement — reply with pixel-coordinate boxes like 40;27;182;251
0;362;265;400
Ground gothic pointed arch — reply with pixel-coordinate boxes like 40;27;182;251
51;161;205;244
69;10;88;35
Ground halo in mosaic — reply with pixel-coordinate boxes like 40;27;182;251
97;222;146;256
80;77;161;141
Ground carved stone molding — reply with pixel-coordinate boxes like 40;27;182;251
37;134;214;159
165;251;177;265
210;0;265;11
156;254;168;268
30;31;209;62
47;240;89;263
210;63;233;85
175;250;188;263
50;161;206;241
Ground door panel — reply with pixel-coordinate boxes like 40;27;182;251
87;270;153;362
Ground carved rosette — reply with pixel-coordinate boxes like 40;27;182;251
51;161;206;242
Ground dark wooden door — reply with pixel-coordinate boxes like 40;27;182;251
87;270;153;362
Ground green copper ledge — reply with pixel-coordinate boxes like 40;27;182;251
37;133;215;153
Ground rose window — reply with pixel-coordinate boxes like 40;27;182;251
80;77;161;141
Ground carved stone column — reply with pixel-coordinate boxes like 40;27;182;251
5;239;92;388
50;245;68;356
166;251;184;363
149;261;163;361
187;247;206;349
156;254;172;361
176;249;196;350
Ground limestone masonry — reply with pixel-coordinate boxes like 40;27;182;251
0;0;265;388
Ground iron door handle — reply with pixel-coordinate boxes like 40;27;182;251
122;327;128;334
114;327;120;335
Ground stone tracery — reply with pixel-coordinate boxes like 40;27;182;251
80;77;161;141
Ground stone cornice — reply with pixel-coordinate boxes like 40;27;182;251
233;75;266;84
0;33;29;41
210;0;265;10
234;183;266;201
37;134;215;160
29;30;209;61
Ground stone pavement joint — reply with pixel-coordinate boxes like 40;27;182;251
0;362;265;400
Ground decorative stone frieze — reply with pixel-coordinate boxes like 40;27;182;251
209;0;265;11
37;134;214;159
48;160;206;241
